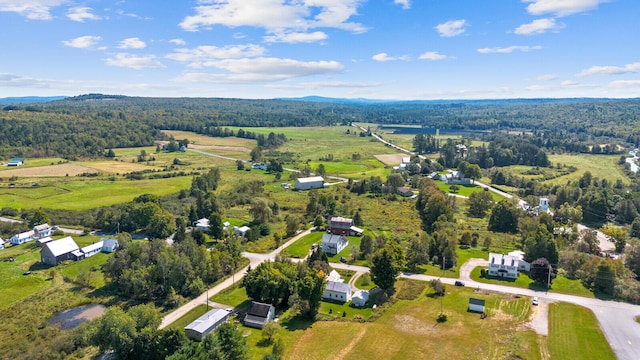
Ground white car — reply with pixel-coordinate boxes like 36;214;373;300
532;297;539;306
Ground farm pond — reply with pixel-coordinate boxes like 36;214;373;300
48;304;106;330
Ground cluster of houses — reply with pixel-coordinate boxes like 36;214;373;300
193;218;250;237
40;237;119;266
323;269;369;307
318;215;364;256
7;223;55;246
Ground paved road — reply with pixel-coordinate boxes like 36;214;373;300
159;227;315;329
334;259;640;360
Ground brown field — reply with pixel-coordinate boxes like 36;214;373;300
0;163;98;177
187;143;252;153
375;153;407;166
78;160;161;174
161;130;256;148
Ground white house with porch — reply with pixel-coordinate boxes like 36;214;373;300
488;252;529;278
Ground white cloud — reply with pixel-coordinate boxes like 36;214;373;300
477;45;542;54
394;0;411;10
62;36;102;49
118;37;147;49
576;62;640;77
173;57;343;83
523;0;608;17
264;31;328;43
514;18;563;35
609;80;640;88
561;80;580;86
372;53;409;62
170;39;186;46
535;74;558;81
419;51;448;60
105;53;166;70
179;0;367;35
0;0;66;20
67;6;100;22
435;19;467;37
166;44;266;66
267;80;382;90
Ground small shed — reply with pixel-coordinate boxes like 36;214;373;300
184;308;232;341
101;238;119;253
244;302;275;329
36;236;54;247
351;290;369;307
7;158;24;166
468;298;486;313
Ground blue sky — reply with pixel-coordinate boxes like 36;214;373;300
1;0;638;99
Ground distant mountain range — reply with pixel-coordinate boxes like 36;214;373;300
2;94;638;107
0;96;67;105
276;95;636;106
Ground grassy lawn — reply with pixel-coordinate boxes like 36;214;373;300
59;252;110;289
0;244;52;309
283;279;538;360
354;273;377;290
547;302;616;359
283;232;324;258
435;180;504;201
318;299;374;320
210;285;252;312
470;266;594;297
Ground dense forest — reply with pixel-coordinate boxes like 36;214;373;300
1;94;639;158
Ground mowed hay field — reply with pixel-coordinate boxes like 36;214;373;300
284;282;539;360
162;130;256;148
0;163;98;177
375;153;407;166
546;154;630;185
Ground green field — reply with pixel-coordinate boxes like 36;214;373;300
435;180;504;201
0;176;192;210
283;280;538;360
547;302;616;359
547;153;630;185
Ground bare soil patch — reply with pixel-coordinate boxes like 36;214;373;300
374;153;407;166
80;160;160;174
188;143;252;153
0;163;98;177
48;304;106;330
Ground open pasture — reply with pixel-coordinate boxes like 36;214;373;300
0;176;192;210
285;282;539;360
546;154;630;185
77;160;162;174
0;163;98;177
162;130;256;148
375;153;407;166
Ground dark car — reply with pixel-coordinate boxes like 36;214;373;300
454;281;465;286
340;256;347;263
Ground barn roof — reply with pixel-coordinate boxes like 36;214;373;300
44;236;79;257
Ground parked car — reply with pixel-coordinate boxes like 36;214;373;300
454;281;465;286
532;297;539;306
340;256;347;263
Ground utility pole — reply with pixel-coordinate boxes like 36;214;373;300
547;262;552;293
440;256;445;315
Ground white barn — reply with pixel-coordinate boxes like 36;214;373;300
294;176;326;190
184;308;232;341
81;241;104;258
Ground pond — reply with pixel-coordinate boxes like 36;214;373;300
48;304;106;330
